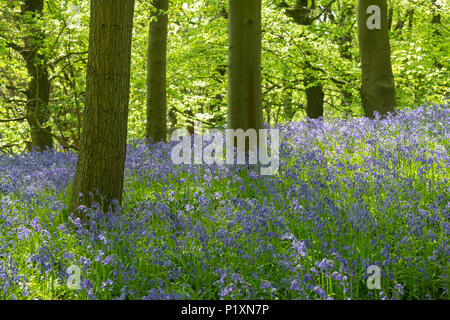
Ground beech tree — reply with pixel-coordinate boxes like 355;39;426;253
21;0;53;150
146;0;169;142
70;0;135;214
358;0;396;117
1;0;448;153
277;0;325;119
227;0;264;144
4;0;53;151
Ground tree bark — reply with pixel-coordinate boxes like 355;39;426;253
21;0;53;151
228;0;264;149
146;0;169;142
387;7;393;31
358;0;396;118
431;0;443;69
336;4;355;111
305;69;324;119
70;0;135;215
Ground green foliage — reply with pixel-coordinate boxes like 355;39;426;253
0;0;448;152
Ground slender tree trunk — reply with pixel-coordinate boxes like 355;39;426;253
337;4;355;111
146;0;169;142
358;0;396;118
387;7;393;31
70;0;135;215
168;107;177;136
227;0;264;137
282;66;295;121
21;0;53;151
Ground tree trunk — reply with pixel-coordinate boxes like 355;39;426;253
282;67;295;121
337;4;355;111
227;0;264;139
25;59;53;151
185;108;194;135
21;0;53;151
305;76;324;119
146;0;169;142
281;0;324;119
431;0;443;69
70;0;135;215
168;107;177;136
431;0;441;26
358;0;396;118
387;7;393;31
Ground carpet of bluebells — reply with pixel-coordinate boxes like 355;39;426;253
0;103;448;300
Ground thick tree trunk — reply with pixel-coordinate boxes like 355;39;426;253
146;0;169;142
227;0;263;137
21;0;53;151
305;78;324;119
358;0;396;118
303;62;324;119
303;72;324;119
70;0;135;215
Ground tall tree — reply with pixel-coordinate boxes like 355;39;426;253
358;0;396;117
277;0;326;119
146;0;169;142
21;0;52;151
70;0;135;215
1;1;89;153
227;0;263;139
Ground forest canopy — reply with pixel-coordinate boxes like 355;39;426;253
0;0;448;153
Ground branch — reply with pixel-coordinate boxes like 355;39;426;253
170;105;216;127
0;116;26;123
0;143;21;152
310;0;337;22
50;51;88;67
4;40;24;54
